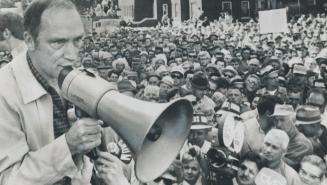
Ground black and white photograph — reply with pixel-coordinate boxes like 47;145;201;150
0;0;327;185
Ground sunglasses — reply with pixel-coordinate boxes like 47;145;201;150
223;74;234;78
171;74;183;79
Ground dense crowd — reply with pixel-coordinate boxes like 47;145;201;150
2;3;327;184
75;13;327;185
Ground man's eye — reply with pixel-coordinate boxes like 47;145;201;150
74;38;83;47
50;41;65;49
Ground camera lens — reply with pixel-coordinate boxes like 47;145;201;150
207;148;227;169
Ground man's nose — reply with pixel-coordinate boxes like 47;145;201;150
64;42;79;61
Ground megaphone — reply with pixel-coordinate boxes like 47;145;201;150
58;68;193;182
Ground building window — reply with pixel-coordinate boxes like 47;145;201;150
241;1;250;17
222;1;232;15
163;4;168;16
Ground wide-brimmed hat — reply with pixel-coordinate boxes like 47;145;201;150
221;66;238;77
117;80;137;94
190;71;209;90
296;105;321;125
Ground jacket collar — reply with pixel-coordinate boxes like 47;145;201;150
12;51;47;104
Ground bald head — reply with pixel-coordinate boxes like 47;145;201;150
264;129;289;151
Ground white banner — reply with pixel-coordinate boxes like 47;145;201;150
259;8;288;34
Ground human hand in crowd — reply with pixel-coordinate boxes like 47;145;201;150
96;151;130;185
65;118;103;156
188;145;202;158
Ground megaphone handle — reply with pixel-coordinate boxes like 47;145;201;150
75;106;99;160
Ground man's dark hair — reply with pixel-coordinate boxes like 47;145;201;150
24;0;77;41
0;12;24;40
216;77;230;89
240;151;263;170
257;95;282;116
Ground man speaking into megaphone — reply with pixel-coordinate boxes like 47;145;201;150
0;0;193;184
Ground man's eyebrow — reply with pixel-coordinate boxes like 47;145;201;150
48;38;68;43
75;35;84;40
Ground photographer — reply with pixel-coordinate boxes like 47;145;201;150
233;152;262;185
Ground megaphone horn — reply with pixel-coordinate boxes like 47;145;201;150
58;68;193;182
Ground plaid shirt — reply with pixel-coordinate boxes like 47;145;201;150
27;54;71;185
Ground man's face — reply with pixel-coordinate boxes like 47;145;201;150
307;94;325;114
171;72;183;86
287;92;301;109
236;160;259;185
265;73;279;89
274;50;283;59
148;76;160;86
28;8;84;81
262;136;284;163
298;123;320;137
116;63;125;72
227;88;242;105
245;76;260;92
183;160;201;184
188;129;208;147
299;162;323;185
108;73;118;82
248;63;260;74
193;88;206;100
273;116;293;134
199;56;210;67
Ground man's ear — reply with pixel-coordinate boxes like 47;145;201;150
2;28;11;40
23;32;35;50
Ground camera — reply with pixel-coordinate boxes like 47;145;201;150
206;147;240;185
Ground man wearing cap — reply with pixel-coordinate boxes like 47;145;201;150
197;51;211;68
256;66;287;102
261;129;302;185
117;79;137;97
296;105;327;158
180;114;212;157
171;65;185;87
185;72;215;117
158;76;174;103
272;104;313;170
247;58;260;75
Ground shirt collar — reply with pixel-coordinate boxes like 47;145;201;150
26;53;51;91
12;51;47;104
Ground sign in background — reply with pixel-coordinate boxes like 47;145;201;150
259;8;288;34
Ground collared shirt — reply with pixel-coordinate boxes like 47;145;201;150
27;54;70;139
27;54;71;185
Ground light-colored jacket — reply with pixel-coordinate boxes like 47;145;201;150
0;52;92;185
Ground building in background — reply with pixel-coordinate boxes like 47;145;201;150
97;0;326;26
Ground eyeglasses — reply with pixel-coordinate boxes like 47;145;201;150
171;74;183;79
223;73;234;78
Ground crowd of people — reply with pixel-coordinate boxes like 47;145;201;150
75;12;327;185
1;0;327;184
